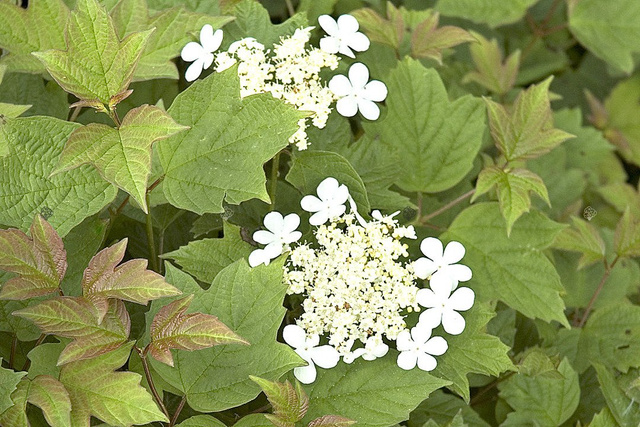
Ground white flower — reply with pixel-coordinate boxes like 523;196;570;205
329;63;388;120
283;324;340;384
181;25;223;82
396;327;447;372
318;14;370;58
301;177;350;225
416;279;474;335
344;342;389;363
248;211;302;268
413;237;472;290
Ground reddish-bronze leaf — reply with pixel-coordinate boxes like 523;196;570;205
0;215;67;300
250;376;309;424
82;239;180;321
13;296;130;365
308;415;357;427
148;295;248;366
411;12;474;64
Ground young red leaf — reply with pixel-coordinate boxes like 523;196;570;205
82;239;181;321
13;296;130;365
0;215;67;300
463;31;520;96
411;12;474;64
250;376;309;424
351;4;404;49
307;415;356;427
148;295;249;366
27;375;72;427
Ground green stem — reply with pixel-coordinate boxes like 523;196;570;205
576;256;620;328
136;346;169;421
470;371;516;406
69;106;82;122
284;0;295;16
416;191;423;220
420;189;475;224
145;192;158;273
9;335;17;370
268;152;281;211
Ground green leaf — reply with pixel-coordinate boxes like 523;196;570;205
0;116;117;237
597;183;640;215
351;4;405;49
553;217;606;269
0;215;67;300
0;70;69;120
410;12;474;64
14;297;130;365
80;239;181;320
431;304;514;400
484;77;575;162
158;66;303;214
111;0;233;80
442;202;569;326
250;376;308;424
149;262;301;412
225;0;307;47
0;103;30;120
0;0;69;73
300;356;450;427
473;166;549;234
408;390;490;427
176;415;227;427
594;364;640;426
234;414;274;427
33;0;153;105
589;407;618;427
436;0;539;28
615;208;640;258
148;294;248;366
498;358;580;426
162;222;253;283
286;150;370;215
568;0;640;73
0;362;27;414
28;375;72;427
59;342;168;426
0;378;28;427
298;0;338;23
307;415;356;427
363;58;485;194
463;32;520;96
604;75;640;167
52;105;186;212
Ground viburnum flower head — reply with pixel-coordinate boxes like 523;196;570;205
318;14;370;58
248;211;302;267
414;237;472;290
181;24;223;82
396;326;448;372
329;63;388;120
416;278;475;335
283;324;339;384
301;177;350;225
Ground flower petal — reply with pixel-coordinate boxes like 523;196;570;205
357;99;380;120
344;348;365;364
199;24;214;45
348;31;370;52
326;203;347;220
442;310;466;335
181;42;204;62
294;363;317;384
397;351;418;370
201;52;214;70
416;288;437;308
301;195;323;213
318;14;339;36
338;44;356;58
411;325;433;344
420;237;444;261
370;343;389;359
348;63;370;89
320;36;340;54
203;28;223;52
283;324;306;348
317;177;340;199
252;230;275;245
282;213;301;233
184;60;204;82
248;248;270;267
283;231;302;244
429;272;454;298
363;80;388;102
263;242;284;259
336;96;358;117
424;336;448;356
337;14;359;33
333;184;350;204
413;257;437;280
447;264;473;283
395;330;412;351
329;74;353;97
309;210;330;226
311;345;340;368
443;241;466;264
448;287;475;311
263;211;285;234
416;352;437;371
418;308;443;330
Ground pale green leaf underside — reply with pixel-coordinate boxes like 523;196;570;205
0;363;27;414
443;203;569;326
436;0;539;28
0;116;117;237
158;66;303;215
364;58;485;194
149;262;302;412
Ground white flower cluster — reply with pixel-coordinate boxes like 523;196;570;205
247;177;476;384
180;15;389;149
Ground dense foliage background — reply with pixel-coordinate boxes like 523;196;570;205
0;0;639;426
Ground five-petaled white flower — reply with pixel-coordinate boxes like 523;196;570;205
249;211;302;267
343;343;389;363
329;63;388;120
396;326;448;372
413;237;472;290
318;14;370;58
416;279;475;335
283;324;340;384
301;177;350;226
181;25;223;82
